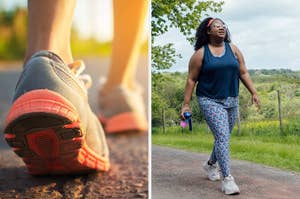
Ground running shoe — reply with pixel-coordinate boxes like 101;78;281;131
4;51;110;175
222;175;240;195
203;161;221;181
98;78;147;133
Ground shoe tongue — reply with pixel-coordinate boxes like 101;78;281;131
68;60;85;76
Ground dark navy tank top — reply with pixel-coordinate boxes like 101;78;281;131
196;42;240;99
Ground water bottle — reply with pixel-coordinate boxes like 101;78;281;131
183;112;192;131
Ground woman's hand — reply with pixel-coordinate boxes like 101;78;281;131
181;104;191;119
252;93;261;111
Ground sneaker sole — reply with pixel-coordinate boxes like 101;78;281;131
4;89;110;175
222;189;240;195
222;187;240;195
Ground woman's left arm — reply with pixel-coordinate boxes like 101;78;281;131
232;44;261;110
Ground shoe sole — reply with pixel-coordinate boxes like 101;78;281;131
222;188;240;195
4;89;110;175
99;112;147;134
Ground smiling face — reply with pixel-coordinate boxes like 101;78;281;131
207;19;227;39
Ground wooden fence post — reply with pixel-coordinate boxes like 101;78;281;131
162;108;166;133
277;90;283;135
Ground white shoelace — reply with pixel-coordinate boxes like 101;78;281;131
69;60;92;90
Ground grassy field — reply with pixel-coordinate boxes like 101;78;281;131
152;120;300;172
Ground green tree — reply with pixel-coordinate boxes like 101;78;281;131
151;0;223;72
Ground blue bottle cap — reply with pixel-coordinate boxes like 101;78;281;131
183;112;191;119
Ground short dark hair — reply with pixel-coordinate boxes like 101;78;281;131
194;17;231;51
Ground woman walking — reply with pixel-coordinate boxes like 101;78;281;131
181;17;260;195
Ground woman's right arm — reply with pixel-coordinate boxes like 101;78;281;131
181;48;203;119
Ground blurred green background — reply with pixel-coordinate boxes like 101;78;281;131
0;7;148;61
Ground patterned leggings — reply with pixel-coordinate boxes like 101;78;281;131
198;97;238;177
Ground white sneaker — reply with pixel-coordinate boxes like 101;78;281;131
203;161;221;181
222;175;240;195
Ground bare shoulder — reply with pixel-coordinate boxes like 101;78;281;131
189;47;204;67
229;43;246;68
228;43;242;56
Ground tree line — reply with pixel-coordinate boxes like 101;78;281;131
152;70;300;127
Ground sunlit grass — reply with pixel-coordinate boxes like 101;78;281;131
152;120;300;172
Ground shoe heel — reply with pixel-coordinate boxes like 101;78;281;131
4;89;109;175
104;112;148;133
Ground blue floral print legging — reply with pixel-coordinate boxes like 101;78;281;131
198;97;238;177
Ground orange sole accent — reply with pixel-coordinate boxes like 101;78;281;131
4;89;110;175
102;112;148;134
98;114;107;126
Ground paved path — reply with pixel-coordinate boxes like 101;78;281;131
0;57;148;198
152;145;300;199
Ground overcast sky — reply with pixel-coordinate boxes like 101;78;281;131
155;0;300;71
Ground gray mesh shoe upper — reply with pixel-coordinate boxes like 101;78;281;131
13;51;109;158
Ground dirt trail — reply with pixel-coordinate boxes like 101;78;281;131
152;145;300;199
